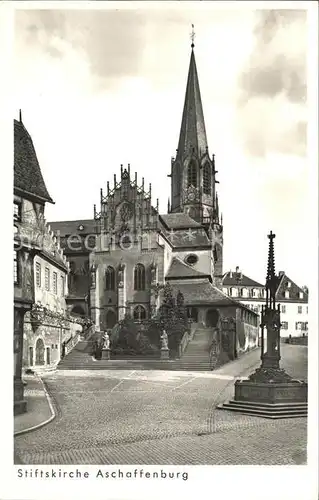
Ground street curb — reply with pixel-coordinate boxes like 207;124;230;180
14;375;56;437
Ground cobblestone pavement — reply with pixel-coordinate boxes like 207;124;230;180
14;345;307;465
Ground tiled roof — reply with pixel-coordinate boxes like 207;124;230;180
222;271;264;287
166;257;209;280
159;213;202;229
162;227;210;249
14;119;53;203
49;219;96;236
275;273;308;303
169;280;255;311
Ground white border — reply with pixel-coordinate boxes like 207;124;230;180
1;1;318;499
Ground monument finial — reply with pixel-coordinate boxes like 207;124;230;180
190;24;195;49
266;230;277;304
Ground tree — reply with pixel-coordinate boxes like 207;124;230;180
159;286;188;355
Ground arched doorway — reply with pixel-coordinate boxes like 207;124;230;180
187;307;198;322
106;310;117;329
35;338;45;366
72;305;85;317
206;309;219;328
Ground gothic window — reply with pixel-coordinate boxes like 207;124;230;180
134;263;146;291
133;305;146;321
105;266;115;290
203;163;211;194
187;161;197;188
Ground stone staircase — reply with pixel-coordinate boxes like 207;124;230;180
57;327;213;372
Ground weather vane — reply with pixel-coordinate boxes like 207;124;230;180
190;24;195;48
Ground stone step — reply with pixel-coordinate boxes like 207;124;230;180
217;401;308;419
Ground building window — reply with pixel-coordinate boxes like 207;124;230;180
134;264;146;291
285;290;290;298
203;163;211;194
295;322;306;330
14;250;19;284
53;272;57;294
61;275;65;296
35;262;41;287
298;306;302;314
281;304;286;313
299;291;304;299
287;281;291;288
187;161;197;188
14;201;21;221
252;288;259;298
45;268;50;291
105;266;115;290
133;305;146;321
230;287;238;297
222;287;228;295
281;321;288;330
241;288;248;298
306;306;308;314
185;254;198;266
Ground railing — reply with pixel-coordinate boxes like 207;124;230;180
177;331;190;359
63;331;80;356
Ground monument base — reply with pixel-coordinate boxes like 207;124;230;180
218;377;307;419
101;348;110;360
160;348;169;360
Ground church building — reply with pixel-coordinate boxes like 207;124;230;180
51;40;258;358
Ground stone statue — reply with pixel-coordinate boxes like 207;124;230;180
103;332;110;350
161;330;168;350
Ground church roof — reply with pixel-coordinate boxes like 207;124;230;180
166;257;210;280
162;227;211;248
169;280;256;312
14;119;54;204
49;219;96;236
160;213;202;230
176;47;208;158
222;271;264;288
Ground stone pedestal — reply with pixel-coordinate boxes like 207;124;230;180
101;348;110;360
218;369;308;418
160;348;169;360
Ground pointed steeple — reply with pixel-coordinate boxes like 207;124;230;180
176;44;208;159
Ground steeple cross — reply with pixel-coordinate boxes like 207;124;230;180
268;230;276;241
190;24;195;48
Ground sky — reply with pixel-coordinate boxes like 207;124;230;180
13;4;311;286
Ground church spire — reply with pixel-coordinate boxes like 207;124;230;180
176;34;208;159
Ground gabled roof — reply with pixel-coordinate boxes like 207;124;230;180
176;47;208;157
160;212;202;230
14;119;54;204
222;271;264;288
275;272;308;302
169;280;258;313
49;219;96;236
162;226;210;249
166;257;210;280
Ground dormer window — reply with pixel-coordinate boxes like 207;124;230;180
285;290;290;299
252;288;259;298
222;287;228;295
287;281;291;288
299;291;304;299
241;288;248;298
230;287;238;297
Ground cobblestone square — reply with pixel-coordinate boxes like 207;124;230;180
14;345;308;465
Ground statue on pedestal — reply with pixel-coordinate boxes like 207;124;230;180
161;330;168;350
103;332;110;350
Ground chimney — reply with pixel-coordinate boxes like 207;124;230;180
235;266;239;273
229;270;233;278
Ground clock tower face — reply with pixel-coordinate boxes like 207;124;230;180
120;203;133;222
